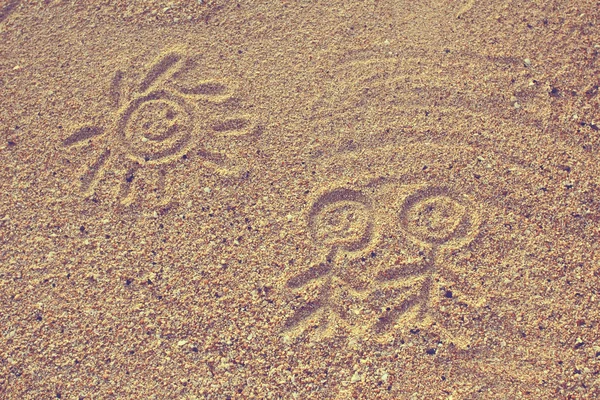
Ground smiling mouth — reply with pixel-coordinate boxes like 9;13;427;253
142;123;182;141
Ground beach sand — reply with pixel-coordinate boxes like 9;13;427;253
1;1;599;398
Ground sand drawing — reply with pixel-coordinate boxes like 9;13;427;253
311;47;553;139
61;49;258;205
283;187;377;340
373;186;480;334
283;183;480;341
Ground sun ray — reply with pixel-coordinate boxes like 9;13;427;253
139;52;182;93
62;126;105;147
109;70;124;109
0;0;19;24
192;148;244;177
178;80;230;97
80;148;110;195
210;115;258;137
168;56;237;103
287;262;332;288
118;162;141;205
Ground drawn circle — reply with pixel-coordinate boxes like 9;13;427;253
117;90;194;164
309;188;374;252
399;187;475;247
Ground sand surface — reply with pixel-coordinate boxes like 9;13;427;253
1;1;599;398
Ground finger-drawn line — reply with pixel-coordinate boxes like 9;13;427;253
282;300;323;331
456;0;476;19
109;70;124;108
119;162;140;204
376;259;432;282
62;126;105;147
211;117;252;134
169;57;235;102
176;80;230;97
139;53;182;93
0;0;19;24
372;278;431;334
287;261;332;289
80;148;110;194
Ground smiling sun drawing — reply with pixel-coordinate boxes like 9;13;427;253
62;48;259;206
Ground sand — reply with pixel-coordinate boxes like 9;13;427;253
0;0;599;398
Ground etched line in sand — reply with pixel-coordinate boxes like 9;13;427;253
109;70;124;108
283;300;324;331
180;81;229;96
168;57;236;103
286;261;332;289
315;49;550;132
0;0;19;24
372;276;432;334
63;48;259;206
138;53;182;93
62;126;105;147
375;257;431;282
80;149;110;195
118;162;140;204
210;116;258;137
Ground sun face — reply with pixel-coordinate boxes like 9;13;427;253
118;90;195;164
62;49;258;206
